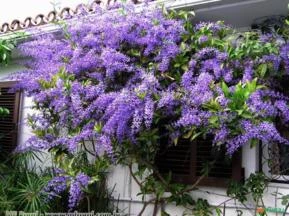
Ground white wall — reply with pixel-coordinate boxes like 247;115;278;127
107;163;289;216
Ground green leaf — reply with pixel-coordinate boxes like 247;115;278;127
183;129;193;139
215;208;222;216
221;81;230;97
173;136;179;146
241;112;253;119
247;78;257;92
203;99;221;112
190;131;203;141
257;64;267;78
90;176;100;183
236;109;244;115
250;139;259;148
94;122;103;133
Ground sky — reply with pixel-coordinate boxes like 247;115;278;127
0;0;93;24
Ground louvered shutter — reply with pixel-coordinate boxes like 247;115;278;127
156;137;244;187
0;81;21;156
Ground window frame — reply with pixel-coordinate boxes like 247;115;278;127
0;81;22;155
259;142;289;184
156;137;244;188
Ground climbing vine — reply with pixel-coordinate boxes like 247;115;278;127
10;2;289;215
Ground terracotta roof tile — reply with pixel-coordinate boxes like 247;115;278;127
0;0;144;35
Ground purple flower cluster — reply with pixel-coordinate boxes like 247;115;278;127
13;1;289;187
194;21;230;35
44;175;69;200
226;121;289;154
247;90;277;117
280;44;289;73
15;5;184;154
44;172;90;210
68;173;90;211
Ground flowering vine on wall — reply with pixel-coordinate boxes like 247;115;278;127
12;1;289;214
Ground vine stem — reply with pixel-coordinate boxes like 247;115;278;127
283;202;289;216
260;198;268;216
82;140;97;157
215;197;235;208
137;198;156;216
241;203;255;216
137;158;171;191
255;198;259;216
140;157;207;194
86;196;91;212
128;163;142;188
179;174;206;194
129;158;207;215
153;199;159;216
127;162;158;216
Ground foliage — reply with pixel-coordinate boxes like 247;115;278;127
245;173;267;202
11;172;49;212
0;32;26;66
0;151;50;212
0;38;15;65
0;107;9;116
44;151;112;212
0;150;116;213
9;1;289;214
227;181;248;204
227;172;267;204
192;199;212;216
0;106;9;144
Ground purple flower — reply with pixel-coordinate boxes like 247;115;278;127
226;121;289;155
144;98;154;128
275;100;289;123
259;54;281;71
194;21;230;34
97;134;113;155
13;3;289;159
44;176;69;200
101;48;130;78
259;34;273;43
198;35;208;44
176;108;211;128
280;44;289;74
186;72;214;106
68;173;90;211
158;91;177;109
242;61;254;82
196;47;220;60
214;127;228;144
181;70;194;90
248;91;277;117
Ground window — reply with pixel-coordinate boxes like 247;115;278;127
155;136;244;187
260;124;289;183
0;81;21;157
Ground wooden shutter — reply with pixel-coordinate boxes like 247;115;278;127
0;81;21;156
156;136;244;187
